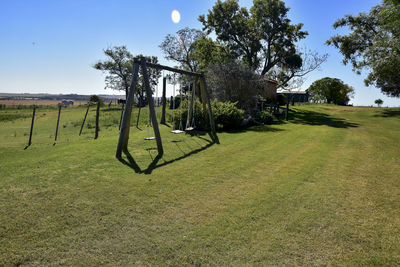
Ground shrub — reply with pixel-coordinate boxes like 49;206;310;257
89;95;105;106
254;110;273;125
171;99;245;131
276;94;287;106
211;100;245;130
171;99;205;130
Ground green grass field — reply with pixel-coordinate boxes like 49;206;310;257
1;104;399;266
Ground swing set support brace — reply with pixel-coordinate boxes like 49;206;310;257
116;58;164;158
116;57;218;160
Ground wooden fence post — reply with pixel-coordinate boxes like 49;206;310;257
79;104;90;136
54;104;61;142
95;101;100;139
27;106;36;147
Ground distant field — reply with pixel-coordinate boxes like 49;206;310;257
0;99;89;107
0;104;399;265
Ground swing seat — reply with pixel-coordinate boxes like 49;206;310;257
144;136;156;140
171;129;184;134
185;127;195;131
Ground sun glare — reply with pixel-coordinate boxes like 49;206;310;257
171;9;181;24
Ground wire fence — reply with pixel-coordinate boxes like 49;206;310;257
0;102;169;149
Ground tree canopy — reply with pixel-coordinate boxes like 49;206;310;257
327;0;400;97
93;46;160;100
89;95;104;106
375;99;384;107
159;27;204;72
192;36;234;72
307;77;355;105
198;0;326;89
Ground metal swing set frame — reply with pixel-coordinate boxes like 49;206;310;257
116;57;217;159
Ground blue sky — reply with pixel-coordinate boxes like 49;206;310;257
0;0;399;106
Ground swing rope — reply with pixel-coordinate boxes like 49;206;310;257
171;76;176;130
170;74;184;134
178;83;183;131
185;80;196;131
145;74;159;141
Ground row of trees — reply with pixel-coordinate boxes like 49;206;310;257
94;0;399;114
95;0;327;112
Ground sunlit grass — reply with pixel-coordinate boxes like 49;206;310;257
1;104;399;265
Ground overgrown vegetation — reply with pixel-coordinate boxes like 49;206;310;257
172;99;245;130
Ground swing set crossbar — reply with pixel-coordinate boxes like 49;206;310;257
146;62;203;78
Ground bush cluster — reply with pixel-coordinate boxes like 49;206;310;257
254;110;273;125
171;99;245;130
211;100;245;130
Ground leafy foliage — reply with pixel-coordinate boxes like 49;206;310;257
200;0;327;89
254;110;274;125
172;99;245;130
307;77;355;105
375;98;384;107
327;0;400;97
159;28;204;71
89;95;104;106
93;46;161;100
192;36;234;72
212;99;245;129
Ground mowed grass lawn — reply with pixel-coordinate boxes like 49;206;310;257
1;104;399;265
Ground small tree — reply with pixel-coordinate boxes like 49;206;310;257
159;27;204;72
375;99;384;107
93;46;160;101
307;77;354;105
89;95;105;106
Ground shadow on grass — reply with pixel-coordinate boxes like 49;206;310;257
374;109;400;118
118;131;216;175
286;110;359;128
223;125;285;134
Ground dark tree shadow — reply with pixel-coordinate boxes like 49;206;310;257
287;110;359;128
222;125;285;134
160;122;171;127
374;109;400;118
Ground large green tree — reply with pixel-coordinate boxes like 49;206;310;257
159;27;204;72
192;36;234;72
307;77;355;105
198;0;326;89
93;46;160;100
327;0;400;97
